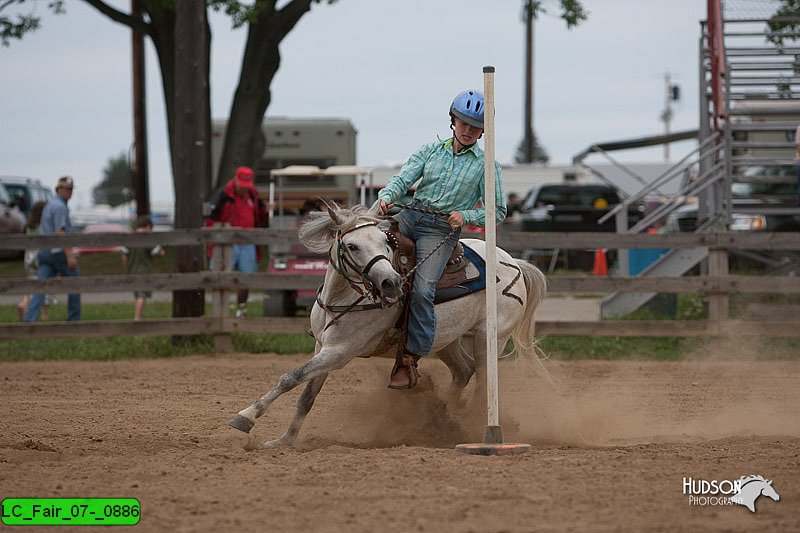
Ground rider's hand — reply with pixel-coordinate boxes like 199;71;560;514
66;254;78;270
379;200;394;215
447;211;465;229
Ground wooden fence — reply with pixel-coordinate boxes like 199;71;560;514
2;227;800;347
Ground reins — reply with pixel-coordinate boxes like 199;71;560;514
316;205;458;330
392;203;459;281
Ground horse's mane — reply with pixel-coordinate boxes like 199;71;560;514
739;475;769;485
298;202;382;254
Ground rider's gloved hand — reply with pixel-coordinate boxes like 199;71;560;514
379;200;395;215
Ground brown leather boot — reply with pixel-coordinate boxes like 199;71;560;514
388;354;420;390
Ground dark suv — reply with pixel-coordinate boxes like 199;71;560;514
0;176;53;218
512;183;644;232
509;183;644;271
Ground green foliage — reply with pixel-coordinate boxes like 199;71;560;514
515;131;550;164
523;0;589;28
766;0;800;45
0;0;63;46
93;152;133;207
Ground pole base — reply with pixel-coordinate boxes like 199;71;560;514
455;425;530;455
454;443;531;456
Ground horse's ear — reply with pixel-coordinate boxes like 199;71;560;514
367;199;382;216
327;205;344;226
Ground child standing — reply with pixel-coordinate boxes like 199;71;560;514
17;201;56;321
121;215;165;321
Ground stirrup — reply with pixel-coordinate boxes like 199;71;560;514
388;354;420;390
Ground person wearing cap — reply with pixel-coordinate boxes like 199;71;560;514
377;89;506;389
24;176;81;322
211;166;268;317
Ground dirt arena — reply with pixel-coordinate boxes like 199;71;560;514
1;349;798;532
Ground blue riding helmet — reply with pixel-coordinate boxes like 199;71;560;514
449;90;484;129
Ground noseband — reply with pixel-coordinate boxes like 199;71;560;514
330;220;395;301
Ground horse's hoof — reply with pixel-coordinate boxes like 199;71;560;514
228;414;255;434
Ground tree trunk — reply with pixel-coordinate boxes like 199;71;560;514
215;36;280;188
131;0;150;216
172;0;208;323
215;0;315;189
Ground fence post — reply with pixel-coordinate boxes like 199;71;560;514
210;224;234;352
707;245;729;333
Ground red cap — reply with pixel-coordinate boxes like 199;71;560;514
235;166;254;184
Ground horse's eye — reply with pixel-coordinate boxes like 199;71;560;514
346;243;358;252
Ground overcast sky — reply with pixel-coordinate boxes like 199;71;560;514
1;0;707;208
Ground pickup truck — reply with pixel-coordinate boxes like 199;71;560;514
512;183;644;232
508;183;644;271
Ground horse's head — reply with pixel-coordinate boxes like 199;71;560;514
760;479;780;502
299;200;403;303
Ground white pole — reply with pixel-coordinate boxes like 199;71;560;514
456;67;529;454
483;66;500;436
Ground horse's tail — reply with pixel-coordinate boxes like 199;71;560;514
511;259;555;387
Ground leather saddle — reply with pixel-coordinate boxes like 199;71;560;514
385;221;480;298
361;222;486;359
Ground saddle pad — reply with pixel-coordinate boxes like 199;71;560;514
433;244;486;305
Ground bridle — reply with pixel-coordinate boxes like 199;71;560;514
316;220;399;329
329;220;395;302
315;207;457;330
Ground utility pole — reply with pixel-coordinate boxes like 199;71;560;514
523;0;536;163
131;0;150;216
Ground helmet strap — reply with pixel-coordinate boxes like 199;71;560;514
450;123;476;153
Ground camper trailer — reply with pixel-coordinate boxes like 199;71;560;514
211;117;358;212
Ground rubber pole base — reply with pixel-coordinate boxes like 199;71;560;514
454;443;532;456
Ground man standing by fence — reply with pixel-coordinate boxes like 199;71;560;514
208;166;268;317
24;176;81;322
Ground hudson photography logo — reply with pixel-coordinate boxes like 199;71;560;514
682;475;781;513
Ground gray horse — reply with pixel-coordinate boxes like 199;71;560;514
229;202;549;448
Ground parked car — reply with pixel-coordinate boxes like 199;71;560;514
0;181;26;259
666;181;800;233
665;176;800;273
71;223;129;256
0;176;53;218
510;182;644;271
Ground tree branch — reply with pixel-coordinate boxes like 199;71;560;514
81;0;150;34
273;0;314;40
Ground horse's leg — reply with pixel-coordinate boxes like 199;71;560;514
261;373;329;448
470;329;488;404
437;339;475;395
229;348;351;435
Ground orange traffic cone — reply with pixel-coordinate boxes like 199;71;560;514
592;248;608;276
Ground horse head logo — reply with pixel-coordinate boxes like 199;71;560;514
730;475;780;513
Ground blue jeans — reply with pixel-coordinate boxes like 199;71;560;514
24;251;81;322
232;244;258;273
396;205;461;356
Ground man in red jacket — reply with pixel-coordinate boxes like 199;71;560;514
213;166;267;317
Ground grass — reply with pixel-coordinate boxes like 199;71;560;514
0;299;316;362
2;254;797;363
539;336;704;361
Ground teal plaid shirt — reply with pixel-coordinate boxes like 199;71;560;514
377;137;506;227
